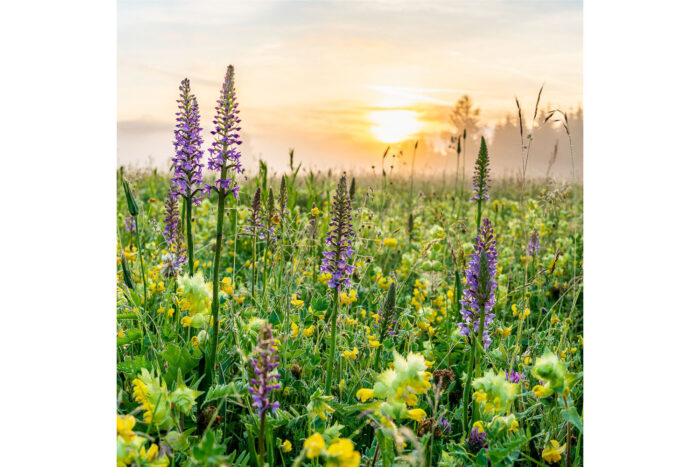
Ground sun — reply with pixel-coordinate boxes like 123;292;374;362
368;110;423;143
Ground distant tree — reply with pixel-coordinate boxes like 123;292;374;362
450;95;482;139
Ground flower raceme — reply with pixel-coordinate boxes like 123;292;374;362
471;136;491;202
459;218;498;348
206;65;243;198
171;78;205;205
321;174;355;291
248;322;281;417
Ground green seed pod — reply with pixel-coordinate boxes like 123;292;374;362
120;252;134;290
122;178;139;216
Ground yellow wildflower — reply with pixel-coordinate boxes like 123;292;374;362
340;289;358;305
117;414;136;442
369;339;381;348
167;308;175;318
181;316;193;327
303;325;315;337
326;438;361;467
341;347;359;360
406;408;427;422
473;420;485;434
383;238;398;248
356;388;374;402
303;433;325;459
291;294;304;307
473;391;488;403
281;440;292;453
542;440;566;464
291;322;299;338
497;326;513;338
311;207;320;216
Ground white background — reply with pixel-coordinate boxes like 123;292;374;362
1;0;698;464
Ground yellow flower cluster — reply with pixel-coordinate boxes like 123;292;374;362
303;433;361;467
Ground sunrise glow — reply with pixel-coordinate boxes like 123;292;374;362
368;110;423;144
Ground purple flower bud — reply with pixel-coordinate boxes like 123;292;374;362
505;370;524;383
162;185;186;278
471;136;491;202
124;215;136;233
526;226;540;257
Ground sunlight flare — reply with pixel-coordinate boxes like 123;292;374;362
368;110;423;143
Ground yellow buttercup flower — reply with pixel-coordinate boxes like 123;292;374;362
473;420;485;434
369;339;381;348
311;207;320;216
117;414;136;442
303;432;325;458
181;316;193;327
533;385;551;398
356;388;374;402
383;237;398;248
404;393;418;407
303;325;315;337
340;289;358;305
167;308;175;318
497;326;513;338
326;438;361;467
319;272;332;284
509;419;519;432
406;408;427;422
281;440;292;453
291;294;304;307
473;391;488;403
341;347;359;360
291;322;299;338
542;440;566;464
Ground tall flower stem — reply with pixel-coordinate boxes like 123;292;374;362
207;163;228;389
461;310;483;433
324;288;340;394
258;413;266;467
134;218;148;307
476;199;483;231
205;65;244;392
185;195;194;275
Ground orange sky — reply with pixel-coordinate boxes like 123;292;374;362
118;0;582;173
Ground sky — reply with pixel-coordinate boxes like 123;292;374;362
118;0;582;175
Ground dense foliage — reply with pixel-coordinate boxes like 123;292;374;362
117;164;583;466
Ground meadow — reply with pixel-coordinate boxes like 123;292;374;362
117;67;583;467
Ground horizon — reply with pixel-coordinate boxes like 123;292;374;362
118;0;582;177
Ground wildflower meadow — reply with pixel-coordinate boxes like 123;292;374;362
117;66;583;466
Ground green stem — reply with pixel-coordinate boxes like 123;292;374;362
476;198;483;231
185;195;194;276
206;164;228;392
258;413;267;467
134;218;148;307
324;289;340;394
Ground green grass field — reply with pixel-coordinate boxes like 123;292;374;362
117;166;582;466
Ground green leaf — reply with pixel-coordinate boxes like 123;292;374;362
160;344;200;386
191;430;229;465
561;406;583;433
